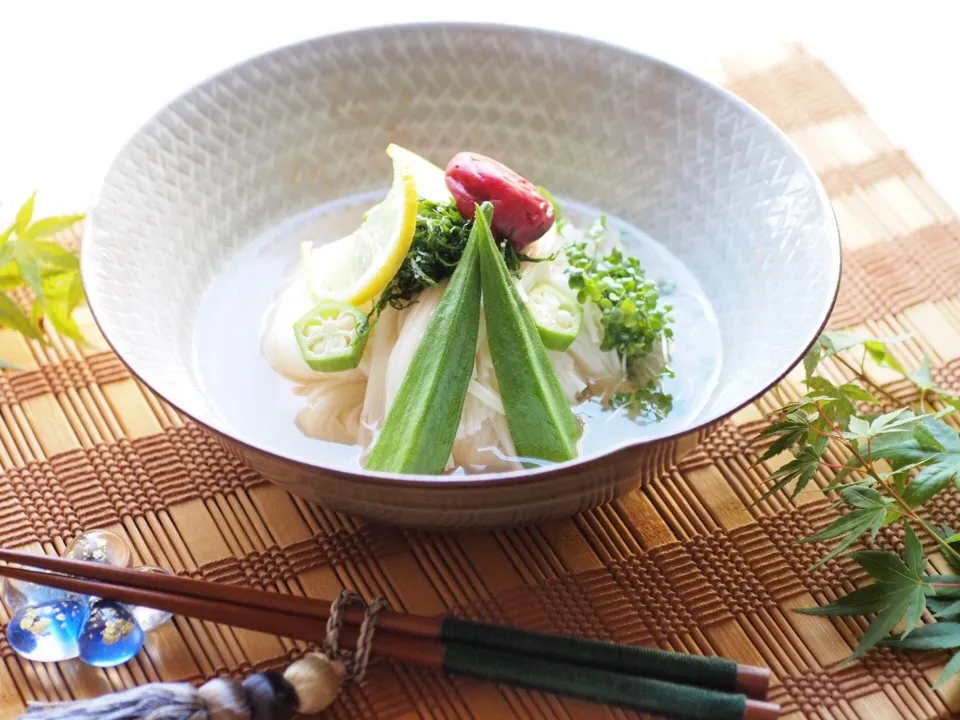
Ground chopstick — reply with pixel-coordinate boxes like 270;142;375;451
0;550;780;720
1;548;437;637
0;561;443;664
0;548;769;698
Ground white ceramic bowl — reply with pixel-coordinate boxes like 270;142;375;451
82;23;840;528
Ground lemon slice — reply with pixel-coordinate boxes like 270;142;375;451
302;151;418;305
386;144;451;203
355;146;448;220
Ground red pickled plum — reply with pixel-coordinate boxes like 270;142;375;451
444;152;555;250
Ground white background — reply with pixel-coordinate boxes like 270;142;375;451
1;0;958;221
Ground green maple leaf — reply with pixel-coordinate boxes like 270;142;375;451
885;622;960;650
798;487;892;568
800;529;926;659
845;409;924;439
925;573;960;599
758;440;826;501
756;413;810;463
766;331;960;673
812;329;959;407
910;357;936;391
806;376;871;428
802;339;822;382
926;597;960;617
14;192;36;234
883;621;960;687
906;356;960;408
857;417;960;507
0;194;85;349
927;597;960;619
818;330;911;374
939;652;960;687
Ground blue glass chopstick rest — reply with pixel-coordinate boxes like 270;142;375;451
2;529;173;666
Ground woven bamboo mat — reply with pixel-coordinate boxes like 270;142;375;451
1;43;959;720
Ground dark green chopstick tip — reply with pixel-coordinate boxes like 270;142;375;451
439;616;739;694
441;641;748;720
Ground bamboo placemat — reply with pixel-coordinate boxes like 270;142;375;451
1;43;959;720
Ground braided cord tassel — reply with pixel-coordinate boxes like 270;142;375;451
18;591;389;720
22;684;206;720
323;590;387;682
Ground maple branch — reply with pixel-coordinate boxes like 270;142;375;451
814;404;960;566
832;352;901;408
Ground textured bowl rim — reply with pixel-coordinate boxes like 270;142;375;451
81;20;842;489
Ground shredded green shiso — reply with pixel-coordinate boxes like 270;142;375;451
373;199;473;317
372;193;675;422
372;199;541;318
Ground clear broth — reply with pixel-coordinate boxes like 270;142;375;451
193;193;722;472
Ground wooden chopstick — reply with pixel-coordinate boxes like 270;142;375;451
0;550;779;719
0;548;769;698
0;562;444;665
0;549;770;697
1;563;777;720
0;548;437;639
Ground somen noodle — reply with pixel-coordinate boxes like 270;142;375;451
261;219;669;473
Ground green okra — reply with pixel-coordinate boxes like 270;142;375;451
526;282;582;352
293;300;369;372
364;205;483;475
475;203;581;464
